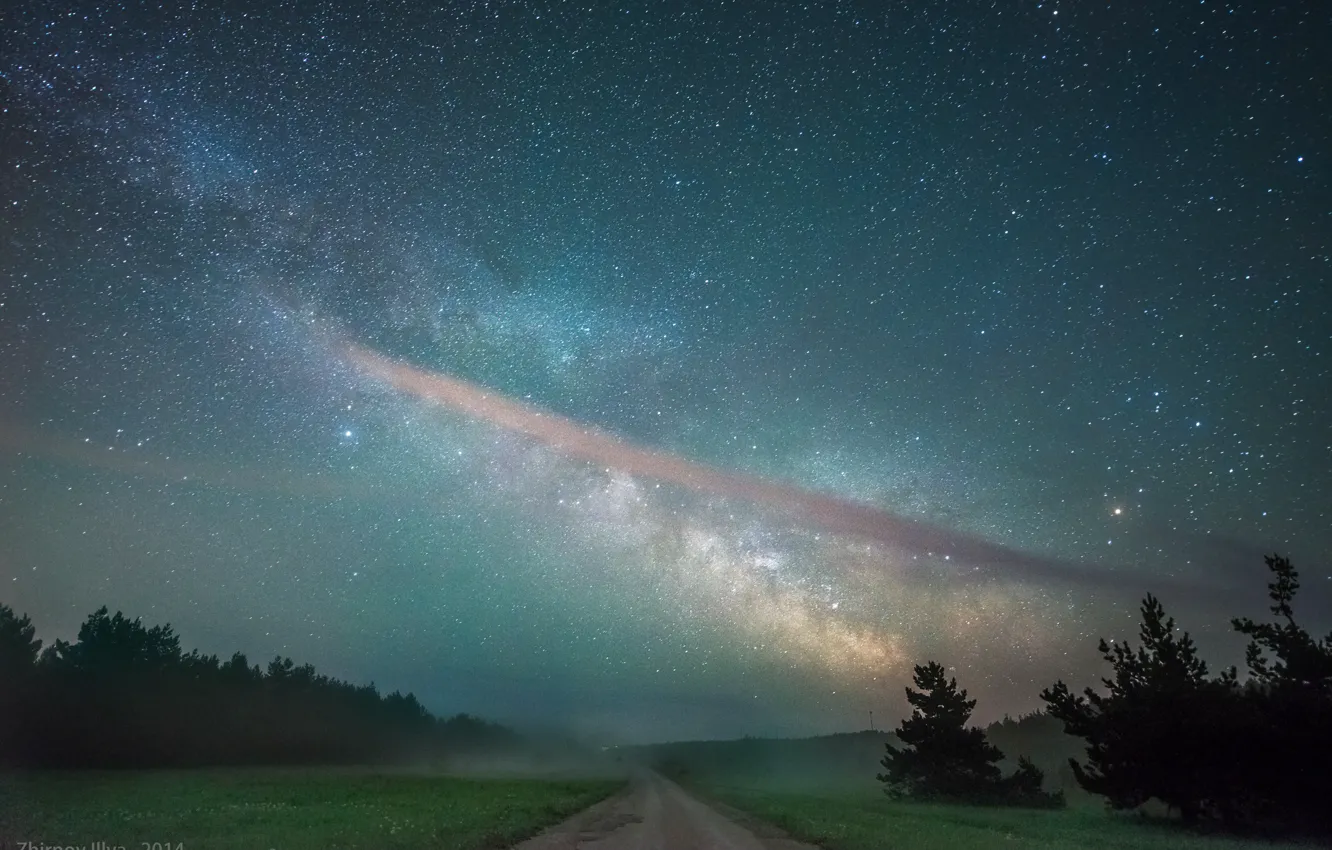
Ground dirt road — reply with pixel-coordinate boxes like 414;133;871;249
512;772;819;850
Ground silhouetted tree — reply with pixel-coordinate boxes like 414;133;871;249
60;606;183;673
1041;594;1239;822
1006;756;1048;798
0;603;42;675
881;661;1058;805
880;661;1003;799
1228;555;1332;832
1233;555;1332;692
0;603;43;764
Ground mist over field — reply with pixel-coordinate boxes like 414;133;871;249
3;1;1331;846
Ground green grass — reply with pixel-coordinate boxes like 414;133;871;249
703;785;1320;850
0;768;622;849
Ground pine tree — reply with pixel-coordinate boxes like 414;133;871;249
0;603;43;764
1041;594;1238;822
1229;555;1332;831
879;661;1004;799
1232;555;1332;693
0;603;42;678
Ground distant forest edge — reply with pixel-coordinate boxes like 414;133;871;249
0;602;524;768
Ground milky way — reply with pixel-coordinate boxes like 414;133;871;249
346;342;1104;585
2;0;1329;741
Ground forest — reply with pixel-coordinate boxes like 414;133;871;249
0;602;518;768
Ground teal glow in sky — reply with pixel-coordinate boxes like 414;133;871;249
2;0;1328;742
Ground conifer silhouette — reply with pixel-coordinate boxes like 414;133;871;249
879;661;1004;799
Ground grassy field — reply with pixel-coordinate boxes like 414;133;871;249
0;769;622;849
704;785;1321;850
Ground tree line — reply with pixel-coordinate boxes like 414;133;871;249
0;603;518;768
878;554;1332;836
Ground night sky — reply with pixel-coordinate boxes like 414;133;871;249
2;1;1329;743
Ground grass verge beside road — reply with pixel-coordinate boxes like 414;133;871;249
0;769;621;850
703;784;1319;850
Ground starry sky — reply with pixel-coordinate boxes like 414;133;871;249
1;0;1329;743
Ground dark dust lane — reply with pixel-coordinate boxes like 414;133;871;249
512;772;818;850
